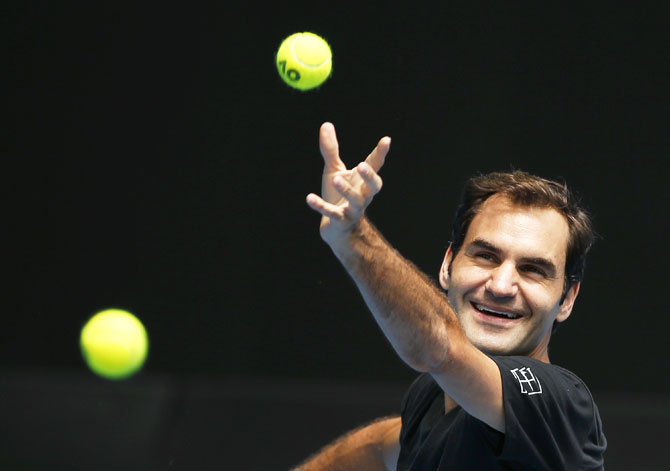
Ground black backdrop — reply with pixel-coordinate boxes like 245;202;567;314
6;3;669;469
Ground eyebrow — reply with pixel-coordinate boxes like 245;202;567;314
468;238;559;277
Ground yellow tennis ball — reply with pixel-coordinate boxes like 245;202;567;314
276;32;332;91
80;309;149;380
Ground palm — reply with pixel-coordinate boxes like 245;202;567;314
321;166;365;210
319;167;366;234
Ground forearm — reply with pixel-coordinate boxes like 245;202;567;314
292;416;400;471
329;218;461;372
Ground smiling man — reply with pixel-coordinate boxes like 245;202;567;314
294;123;607;470
441;193;577;362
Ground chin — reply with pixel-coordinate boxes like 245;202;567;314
468;333;521;356
473;341;514;356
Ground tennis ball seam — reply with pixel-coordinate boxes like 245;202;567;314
291;38;330;68
276;32;332;91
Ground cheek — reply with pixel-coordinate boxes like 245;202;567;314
523;285;563;318
452;265;489;290
447;265;488;306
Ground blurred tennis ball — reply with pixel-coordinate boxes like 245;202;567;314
276;32;332;90
80;309;148;380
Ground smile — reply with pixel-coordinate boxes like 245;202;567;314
472;302;522;320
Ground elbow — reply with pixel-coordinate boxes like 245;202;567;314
387;308;465;374
424;330;472;377
401;334;452;373
412;323;470;374
424;338;451;373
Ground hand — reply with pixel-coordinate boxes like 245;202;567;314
306;122;391;246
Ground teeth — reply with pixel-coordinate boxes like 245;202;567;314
475;303;520;319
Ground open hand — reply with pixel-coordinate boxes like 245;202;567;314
306;122;391;246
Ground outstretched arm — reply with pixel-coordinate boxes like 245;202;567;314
306;123;504;432
292;416;401;471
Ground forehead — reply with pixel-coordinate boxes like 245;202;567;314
465;194;570;265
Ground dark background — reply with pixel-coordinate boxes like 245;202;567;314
5;3;669;469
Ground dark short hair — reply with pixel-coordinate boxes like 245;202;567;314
450;170;596;302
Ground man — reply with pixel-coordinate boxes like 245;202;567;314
294;122;607;470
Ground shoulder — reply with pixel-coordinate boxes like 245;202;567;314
491;356;596;407
490;356;607;468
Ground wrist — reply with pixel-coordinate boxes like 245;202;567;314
326;218;371;263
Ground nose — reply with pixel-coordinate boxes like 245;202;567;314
485;262;518;298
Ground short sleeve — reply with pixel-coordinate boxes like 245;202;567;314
491;356;606;470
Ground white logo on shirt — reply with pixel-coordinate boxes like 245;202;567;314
510;367;543;395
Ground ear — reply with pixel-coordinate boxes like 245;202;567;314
439;245;454;290
556;282;580;323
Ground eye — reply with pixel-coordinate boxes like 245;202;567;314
520;265;547;277
475;252;497;262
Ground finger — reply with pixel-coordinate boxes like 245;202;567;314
364;136;391;173
333;174;366;208
319;122;346;173
306;193;346;220
356;162;383;195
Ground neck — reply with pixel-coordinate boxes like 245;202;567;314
443;394;459;414
527;330;552;363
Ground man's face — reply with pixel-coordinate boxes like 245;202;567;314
439;194;579;360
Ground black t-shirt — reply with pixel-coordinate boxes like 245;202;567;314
397;356;606;470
